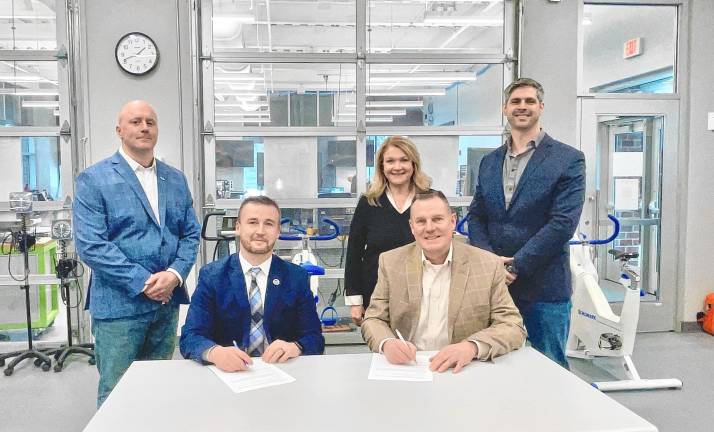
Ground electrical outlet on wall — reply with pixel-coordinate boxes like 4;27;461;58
708;112;714;131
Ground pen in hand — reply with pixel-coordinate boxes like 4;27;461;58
233;340;251;368
395;329;416;364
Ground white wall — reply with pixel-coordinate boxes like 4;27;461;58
79;0;193;172
681;0;714;324
520;0;579;147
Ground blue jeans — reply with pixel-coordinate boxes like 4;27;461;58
92;305;179;407
514;299;571;369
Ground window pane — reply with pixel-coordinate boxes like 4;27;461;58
0;136;61;200
367;135;502;196
215;137;264;199
582;5;676;94
213;63;356;128
367;0;504;54
365;64;503;126
317;137;356;197
211;0;356;53
0;0;57;50
216;135;356;200
0;61;59;127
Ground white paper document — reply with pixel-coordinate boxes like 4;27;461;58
208;360;295;393
368;352;434;382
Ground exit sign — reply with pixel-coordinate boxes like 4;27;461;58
623;38;642;59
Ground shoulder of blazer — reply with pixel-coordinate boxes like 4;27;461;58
156;158;186;180
542;134;583;159
380;241;419;264
453;240;500;268
270;255;309;285
80;153;121;177
199;253;235;283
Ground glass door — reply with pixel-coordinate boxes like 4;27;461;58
580;99;679;332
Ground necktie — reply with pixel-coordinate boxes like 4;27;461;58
247;267;266;357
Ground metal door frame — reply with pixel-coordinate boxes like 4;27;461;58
579;98;679;332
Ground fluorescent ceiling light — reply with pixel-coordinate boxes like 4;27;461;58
213;15;255;24
366;117;394;123
338;109;407;116
345;100;423;109
215;111;270;117
368;89;446;96
216;118;272;124
0;90;58;96
216;102;268;109
214;74;265;82
0;15;56;20
370;72;475;82
215;91;267;98
21;100;59;108
0;75;47;83
422;17;503;26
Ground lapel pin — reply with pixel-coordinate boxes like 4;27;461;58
272;278;280;286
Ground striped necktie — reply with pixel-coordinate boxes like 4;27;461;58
247;267;266;357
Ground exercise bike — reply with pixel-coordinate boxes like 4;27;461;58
566;215;682;392
279;218;341;326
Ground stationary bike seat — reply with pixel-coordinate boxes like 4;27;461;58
608;249;639;260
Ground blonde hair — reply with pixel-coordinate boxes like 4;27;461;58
364;136;431;206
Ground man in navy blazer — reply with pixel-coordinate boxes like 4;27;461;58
467;78;585;368
74;101;200;405
180;196;324;371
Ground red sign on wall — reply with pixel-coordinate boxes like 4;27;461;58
623;38;642;59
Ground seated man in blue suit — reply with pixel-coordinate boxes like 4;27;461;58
74;100;201;406
467;78;585;369
180;196;324;371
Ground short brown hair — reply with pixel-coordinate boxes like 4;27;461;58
504;78;544;103
238;196;280;220
413;190;453;213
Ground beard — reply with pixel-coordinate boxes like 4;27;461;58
240;237;275;255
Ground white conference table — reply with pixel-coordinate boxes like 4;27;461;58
84;347;657;432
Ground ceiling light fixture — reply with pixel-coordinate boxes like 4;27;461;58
369;72;476;82
368;89;446;96
21;100;59;108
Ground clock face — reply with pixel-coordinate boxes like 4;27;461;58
115;32;159;76
51;220;72;240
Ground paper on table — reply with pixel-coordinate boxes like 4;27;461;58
208;359;295;394
368;352;435;382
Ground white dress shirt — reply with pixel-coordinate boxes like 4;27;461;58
412;246;453;351
238;252;272;301
118;147;183;286
379;243;491;360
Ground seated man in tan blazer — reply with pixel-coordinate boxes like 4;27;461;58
362;190;526;373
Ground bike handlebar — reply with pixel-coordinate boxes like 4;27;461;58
279;218;340;241
569;215;620;245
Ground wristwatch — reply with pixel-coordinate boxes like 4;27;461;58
505;263;518;275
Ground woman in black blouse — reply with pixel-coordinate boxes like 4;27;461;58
344;136;431;325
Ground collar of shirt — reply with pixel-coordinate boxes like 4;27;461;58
119;146;156;173
238;252;273;300
420;243;454;269
238;252;272;277
385;187;415;214
505;129;546;156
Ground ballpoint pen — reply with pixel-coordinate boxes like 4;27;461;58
395;329;416;364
